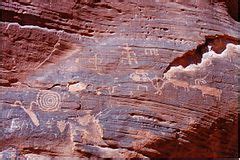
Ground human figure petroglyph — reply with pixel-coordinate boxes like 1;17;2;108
144;48;159;56
120;43;138;65
12;101;40;127
150;77;164;95
88;54;103;70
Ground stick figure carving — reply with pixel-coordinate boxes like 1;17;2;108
89;54;103;70
120;44;138;65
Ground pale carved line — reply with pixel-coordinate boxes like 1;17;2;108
144;48;159;56
12;101;40;127
194;73;209;85
120;44;138;65
35;36;61;70
36;90;61;112
88;54;103;71
137;84;148;92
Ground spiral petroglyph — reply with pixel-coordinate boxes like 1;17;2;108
37;90;61;112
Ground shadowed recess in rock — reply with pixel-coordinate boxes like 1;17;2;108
164;35;240;73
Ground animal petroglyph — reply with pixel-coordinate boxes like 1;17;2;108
222;43;240;62
194;74;209;85
166;44;240;75
12;101;40;127
144;48;159;56
130;70;150;82
190;84;222;100
151;77;190;95
96;85;120;95
88;54;103;70
36;90;61;112
120;44;138;65
164;79;190;92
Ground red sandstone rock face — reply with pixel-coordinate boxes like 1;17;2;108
0;0;239;159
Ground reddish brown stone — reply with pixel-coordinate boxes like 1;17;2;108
0;0;239;159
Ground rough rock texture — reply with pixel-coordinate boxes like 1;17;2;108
0;0;239;159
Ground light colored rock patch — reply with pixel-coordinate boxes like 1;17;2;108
68;82;87;92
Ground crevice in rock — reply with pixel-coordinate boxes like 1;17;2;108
0;9;94;37
129;113;166;123
163;35;239;73
22;147;58;156
214;0;239;22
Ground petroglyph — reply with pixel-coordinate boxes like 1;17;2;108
153;44;240;97
89;54;103;70
130;70;150;82
8;118;22;132
96;85;120;95
166;44;240;75
45;119;54;128
165;79;190;92
35;36;61;70
76;114;106;146
36;90;61;112
137;84;148;92
155;44;239;99
190;84;222;100
224;43;240;62
152;77;190;95
12;101;40;127
57;120;67;133
129;91;134;97
120;44;138;65
150;78;164;95
144;48;159;56
194;74;209;85
68;82;88;92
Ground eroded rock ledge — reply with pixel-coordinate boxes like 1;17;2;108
0;0;239;159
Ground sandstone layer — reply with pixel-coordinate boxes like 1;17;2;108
0;0;239;159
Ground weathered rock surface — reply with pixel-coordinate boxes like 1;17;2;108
0;0;239;158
